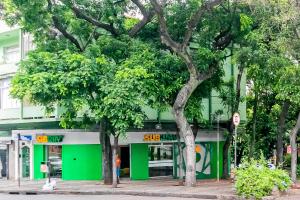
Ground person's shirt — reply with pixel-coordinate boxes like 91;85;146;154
116;157;121;167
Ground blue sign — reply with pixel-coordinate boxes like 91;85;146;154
20;135;32;141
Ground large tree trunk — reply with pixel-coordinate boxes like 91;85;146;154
276;101;290;166
290;112;300;183
222;130;232;179
176;130;184;185
173;77;199;187
112;136;119;188
100;119;112;185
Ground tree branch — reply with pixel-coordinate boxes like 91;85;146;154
213;31;233;50
47;0;83;51
150;0;181;51
181;0;225;49
70;4;119;36
197;61;218;81
129;0;155;37
150;0;199;77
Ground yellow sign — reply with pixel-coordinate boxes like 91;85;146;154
36;135;48;143
143;134;177;142
143;134;160;141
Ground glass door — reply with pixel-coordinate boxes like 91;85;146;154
21;146;30;178
48;145;62;178
148;144;173;177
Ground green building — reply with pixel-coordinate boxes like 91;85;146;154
0;23;246;181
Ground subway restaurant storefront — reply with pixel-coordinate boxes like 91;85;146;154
12;130;225;181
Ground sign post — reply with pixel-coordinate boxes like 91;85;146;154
233;113;240;168
217;115;220;182
17;133;20;188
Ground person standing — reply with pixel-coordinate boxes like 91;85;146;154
116;154;121;184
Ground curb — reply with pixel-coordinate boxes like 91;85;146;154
0;189;245;199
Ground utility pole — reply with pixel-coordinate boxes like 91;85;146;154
233;113;240;168
217;115;220;182
17;133;20;187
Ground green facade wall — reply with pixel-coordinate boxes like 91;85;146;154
62;144;102;180
131;143;149;180
33;145;46;179
209;142;224;179
174;141;224;179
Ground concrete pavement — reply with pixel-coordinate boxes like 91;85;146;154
0;194;216;200
0;178;295;199
0;178;237;199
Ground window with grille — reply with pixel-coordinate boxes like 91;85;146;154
0;78;20;109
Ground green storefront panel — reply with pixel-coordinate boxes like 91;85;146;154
34;145;45;179
62;144;102;180
210;142;224;179
174;141;224;179
131;143;148;180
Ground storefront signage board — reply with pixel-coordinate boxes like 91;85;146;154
36;135;64;143
143;133;177;142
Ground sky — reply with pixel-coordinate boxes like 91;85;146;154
0;20;17;34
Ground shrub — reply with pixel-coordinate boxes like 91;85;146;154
235;156;292;199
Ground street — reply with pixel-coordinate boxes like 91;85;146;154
0;194;206;200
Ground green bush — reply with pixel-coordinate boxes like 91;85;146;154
235;157;292;199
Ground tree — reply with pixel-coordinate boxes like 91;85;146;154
2;0;158;186
3;0;250;187
232;0;300;166
149;0;246;185
276;66;300;183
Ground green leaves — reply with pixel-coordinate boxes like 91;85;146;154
239;14;253;32
276;66;300;106
235;156;292;199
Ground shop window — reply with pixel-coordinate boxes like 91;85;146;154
0;78;20;109
3;45;20;64
148;144;173;177
48;145;62;178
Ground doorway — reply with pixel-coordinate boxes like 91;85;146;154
148;144;173;177
0;147;7;178
120;146;130;177
48;145;62;178
21;146;30;178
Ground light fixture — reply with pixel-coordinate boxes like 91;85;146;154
155;123;162;130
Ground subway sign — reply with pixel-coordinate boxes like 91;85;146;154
143;133;177;142
36;135;64;143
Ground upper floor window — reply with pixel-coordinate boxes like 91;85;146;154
0;78;20;109
3;45;20;64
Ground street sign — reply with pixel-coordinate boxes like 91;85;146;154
233;112;240;168
20;135;32;141
233;112;240;126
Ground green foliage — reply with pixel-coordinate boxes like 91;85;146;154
276;66;300;106
11;36;158;135
240;14;253;32
235;156;292;199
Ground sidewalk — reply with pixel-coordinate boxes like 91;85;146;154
0;178;287;199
